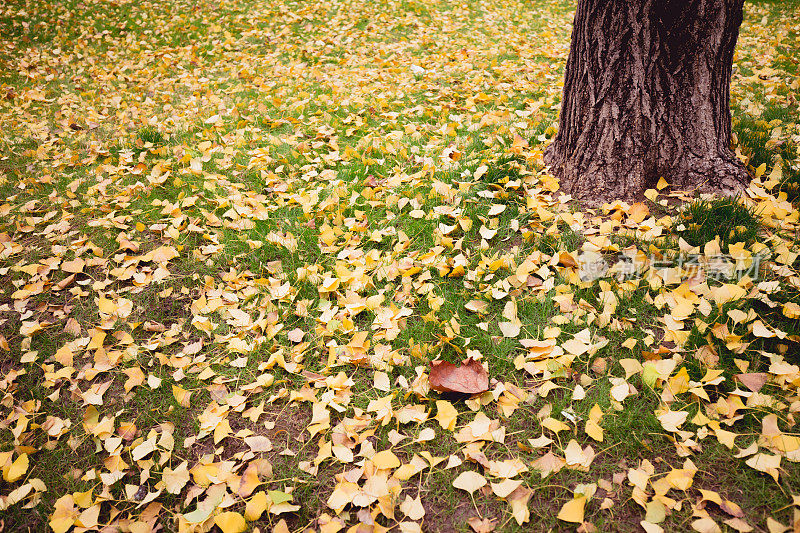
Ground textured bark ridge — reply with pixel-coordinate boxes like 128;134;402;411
544;0;750;204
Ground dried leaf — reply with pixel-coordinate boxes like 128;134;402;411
399;495;425;520
452;471;487;494
468;516;497;533
163;462;190;494
429;358;489;395
735;373;768;392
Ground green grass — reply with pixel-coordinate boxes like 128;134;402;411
673;196;762;251
734;115;800;201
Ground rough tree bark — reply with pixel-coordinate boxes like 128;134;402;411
544;0;751;204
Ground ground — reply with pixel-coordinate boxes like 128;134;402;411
0;0;799;532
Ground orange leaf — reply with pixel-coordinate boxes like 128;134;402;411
558;252;578;268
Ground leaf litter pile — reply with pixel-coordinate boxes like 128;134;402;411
1;0;800;531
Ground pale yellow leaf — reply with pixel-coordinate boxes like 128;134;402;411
491;479;522;498
691;517;722;533
399;495;426;520
658;410;688;432
172;385;191;407
453;471;487;494
508;486;532;525
499;321;520;338
163;461;190;494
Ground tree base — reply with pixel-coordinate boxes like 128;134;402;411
544;143;751;206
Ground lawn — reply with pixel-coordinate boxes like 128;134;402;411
0;0;799;531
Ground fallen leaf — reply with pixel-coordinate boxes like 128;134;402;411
435;400;458;431
734;373;768;392
745;453;781;482
468;516;497;533
4;453;28;482
658;410;688;432
691;517;721;533
453;471;487;494
465;300;489;313
399;495;425;520
507;486;532;525
214;511;247;533
558;495;586;523
245;491;269;521
287;328;305;342
491;478;522;498
429;358;489;395
372;449;401;470
163;462;190;494
499;321;521;338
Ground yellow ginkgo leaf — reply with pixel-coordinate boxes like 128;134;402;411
491;478;522;498
61;257;85;274
751;320;775;338
214;511;247;533
273;520;290;533
163;461;190;494
691;517;721;533
541;417;569;434
557;495;586;523
4;453;28;483
49;495;78;533
745;453;781;482
399;494;426;520
435;400;458;431
658;410;688;432
150;245;179;263
97;297;117;315
372;449;401;470
452;471;487;494
465;300;489;314
172;385;191;407
245;491;269;521
782;302;800;319
665;468;695;491
508;486;532;525
499;321;521;338
238;463;261;497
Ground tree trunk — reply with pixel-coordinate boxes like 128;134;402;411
543;0;750;204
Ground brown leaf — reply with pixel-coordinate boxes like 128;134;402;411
719;499;745;518
63;318;81;336
118;422;137;441
558;252;578;268
55;274;76;291
429;358;489;395
468;516;497;533
734;373;768;392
